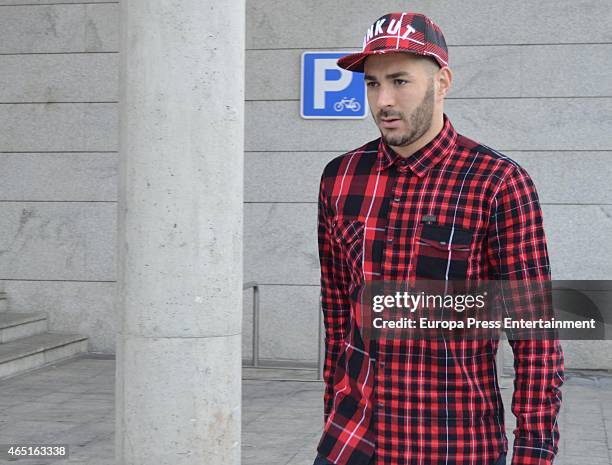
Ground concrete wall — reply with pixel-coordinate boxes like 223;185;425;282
1;0;611;367
0;1;119;352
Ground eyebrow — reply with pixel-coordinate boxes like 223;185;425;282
364;71;414;81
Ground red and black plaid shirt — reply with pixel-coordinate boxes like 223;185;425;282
316;113;564;465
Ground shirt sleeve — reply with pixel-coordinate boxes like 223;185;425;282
317;171;352;424
486;165;564;465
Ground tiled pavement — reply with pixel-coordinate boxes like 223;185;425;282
0;355;611;464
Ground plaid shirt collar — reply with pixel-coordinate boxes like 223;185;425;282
376;112;458;177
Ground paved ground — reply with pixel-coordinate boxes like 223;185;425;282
0;355;611;464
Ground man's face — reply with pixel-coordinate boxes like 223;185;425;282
363;52;438;148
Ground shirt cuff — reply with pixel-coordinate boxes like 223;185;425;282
511;438;556;465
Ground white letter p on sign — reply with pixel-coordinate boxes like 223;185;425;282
313;59;352;109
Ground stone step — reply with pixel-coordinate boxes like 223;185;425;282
0;332;88;380
0;312;48;343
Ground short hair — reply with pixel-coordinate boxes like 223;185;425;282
419;55;441;76
399;53;441;77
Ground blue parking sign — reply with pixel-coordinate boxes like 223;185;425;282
301;52;367;119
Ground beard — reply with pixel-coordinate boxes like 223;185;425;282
375;78;435;147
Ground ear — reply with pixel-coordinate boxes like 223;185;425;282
436;66;452;99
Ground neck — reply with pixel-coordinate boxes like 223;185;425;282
390;112;444;158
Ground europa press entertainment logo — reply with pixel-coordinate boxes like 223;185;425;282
300;51;367;119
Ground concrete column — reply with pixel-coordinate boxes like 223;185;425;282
115;1;244;464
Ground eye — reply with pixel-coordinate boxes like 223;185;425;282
394;79;408;85
366;81;379;88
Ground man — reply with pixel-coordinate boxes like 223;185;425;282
314;12;564;465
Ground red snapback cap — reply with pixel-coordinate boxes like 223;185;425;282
337;12;449;73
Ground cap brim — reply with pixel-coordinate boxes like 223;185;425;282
337;49;444;73
336;50;380;73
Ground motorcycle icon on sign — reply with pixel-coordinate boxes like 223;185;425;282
333;97;361;112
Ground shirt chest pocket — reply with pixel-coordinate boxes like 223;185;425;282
415;223;474;280
332;219;366;289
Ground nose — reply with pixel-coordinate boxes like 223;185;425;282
375;83;395;109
